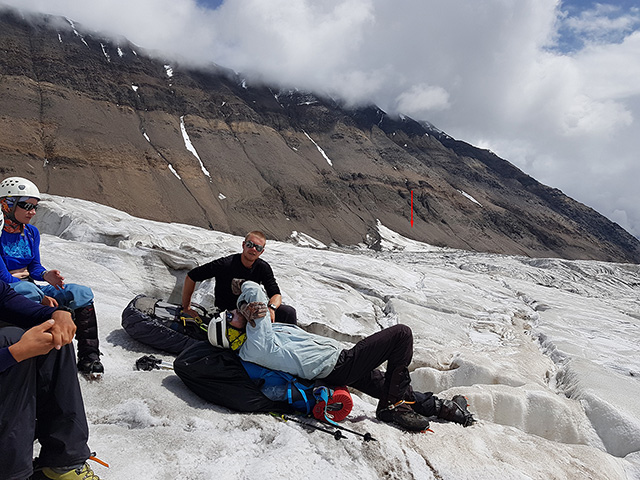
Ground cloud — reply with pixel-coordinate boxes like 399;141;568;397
3;0;640;239
564;3;640;44
395;84;450;115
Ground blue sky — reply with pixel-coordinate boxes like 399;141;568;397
3;0;640;239
197;0;223;9
556;0;640;51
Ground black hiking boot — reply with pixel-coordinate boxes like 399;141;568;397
74;305;103;376
377;401;430;432
78;354;104;376
412;391;438;417
437;395;475;427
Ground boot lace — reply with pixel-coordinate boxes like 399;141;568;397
77;454;109;479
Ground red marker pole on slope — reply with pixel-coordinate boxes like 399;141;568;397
411;190;414;227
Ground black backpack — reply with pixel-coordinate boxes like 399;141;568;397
121;295;211;354
173;342;354;419
174;341;295;413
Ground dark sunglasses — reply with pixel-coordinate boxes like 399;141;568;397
16;201;38;212
244;240;264;252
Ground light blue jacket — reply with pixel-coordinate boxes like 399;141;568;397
237;282;343;380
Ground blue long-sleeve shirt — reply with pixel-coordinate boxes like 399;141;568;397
0;280;57;372
0;224;47;284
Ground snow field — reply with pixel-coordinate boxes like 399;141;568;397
30;194;640;479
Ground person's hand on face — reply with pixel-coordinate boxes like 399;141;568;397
238;302;268;327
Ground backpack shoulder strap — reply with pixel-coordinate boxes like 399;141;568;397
288;378;313;414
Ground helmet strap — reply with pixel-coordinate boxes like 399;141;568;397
1;198;24;233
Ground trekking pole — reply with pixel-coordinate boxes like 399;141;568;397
326;421;376;442
272;413;344;440
135;355;174;371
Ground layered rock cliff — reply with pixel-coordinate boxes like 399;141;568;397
2;6;639;262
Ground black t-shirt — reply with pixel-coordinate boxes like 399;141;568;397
187;253;281;311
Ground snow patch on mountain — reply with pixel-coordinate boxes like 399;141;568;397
180;115;211;179
458;190;482;206
304;131;333;167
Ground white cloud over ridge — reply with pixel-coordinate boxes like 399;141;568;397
395;84;450;115
4;0;640;240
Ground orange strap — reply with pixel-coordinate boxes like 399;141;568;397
89;455;110;468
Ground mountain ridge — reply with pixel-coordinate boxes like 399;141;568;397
1;5;639;263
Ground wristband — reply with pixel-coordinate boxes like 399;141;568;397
268;303;277;311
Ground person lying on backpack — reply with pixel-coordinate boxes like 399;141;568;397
181;230;297;325
0;177;103;375
207;280;475;432
0;280;103;480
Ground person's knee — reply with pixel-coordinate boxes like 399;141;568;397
0;326;25;347
392;324;413;341
54;284;94;309
389;324;413;351
11;282;44;303
275;305;297;325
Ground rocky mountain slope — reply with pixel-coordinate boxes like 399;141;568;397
1;6;639;263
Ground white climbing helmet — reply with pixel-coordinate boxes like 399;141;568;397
0;177;41;200
207;310;247;351
208;312;231;349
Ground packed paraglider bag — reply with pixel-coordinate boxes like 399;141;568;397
174;341;353;420
121;295;211;354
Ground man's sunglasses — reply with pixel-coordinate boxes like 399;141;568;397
244;240;264;252
16;201;38;212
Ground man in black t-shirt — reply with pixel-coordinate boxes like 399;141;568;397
181;231;297;325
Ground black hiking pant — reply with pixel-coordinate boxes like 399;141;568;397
0;326;90;480
321;324;415;408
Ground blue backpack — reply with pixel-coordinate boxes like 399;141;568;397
240;360;317;414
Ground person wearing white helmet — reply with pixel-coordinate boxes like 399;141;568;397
0;177;103;375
